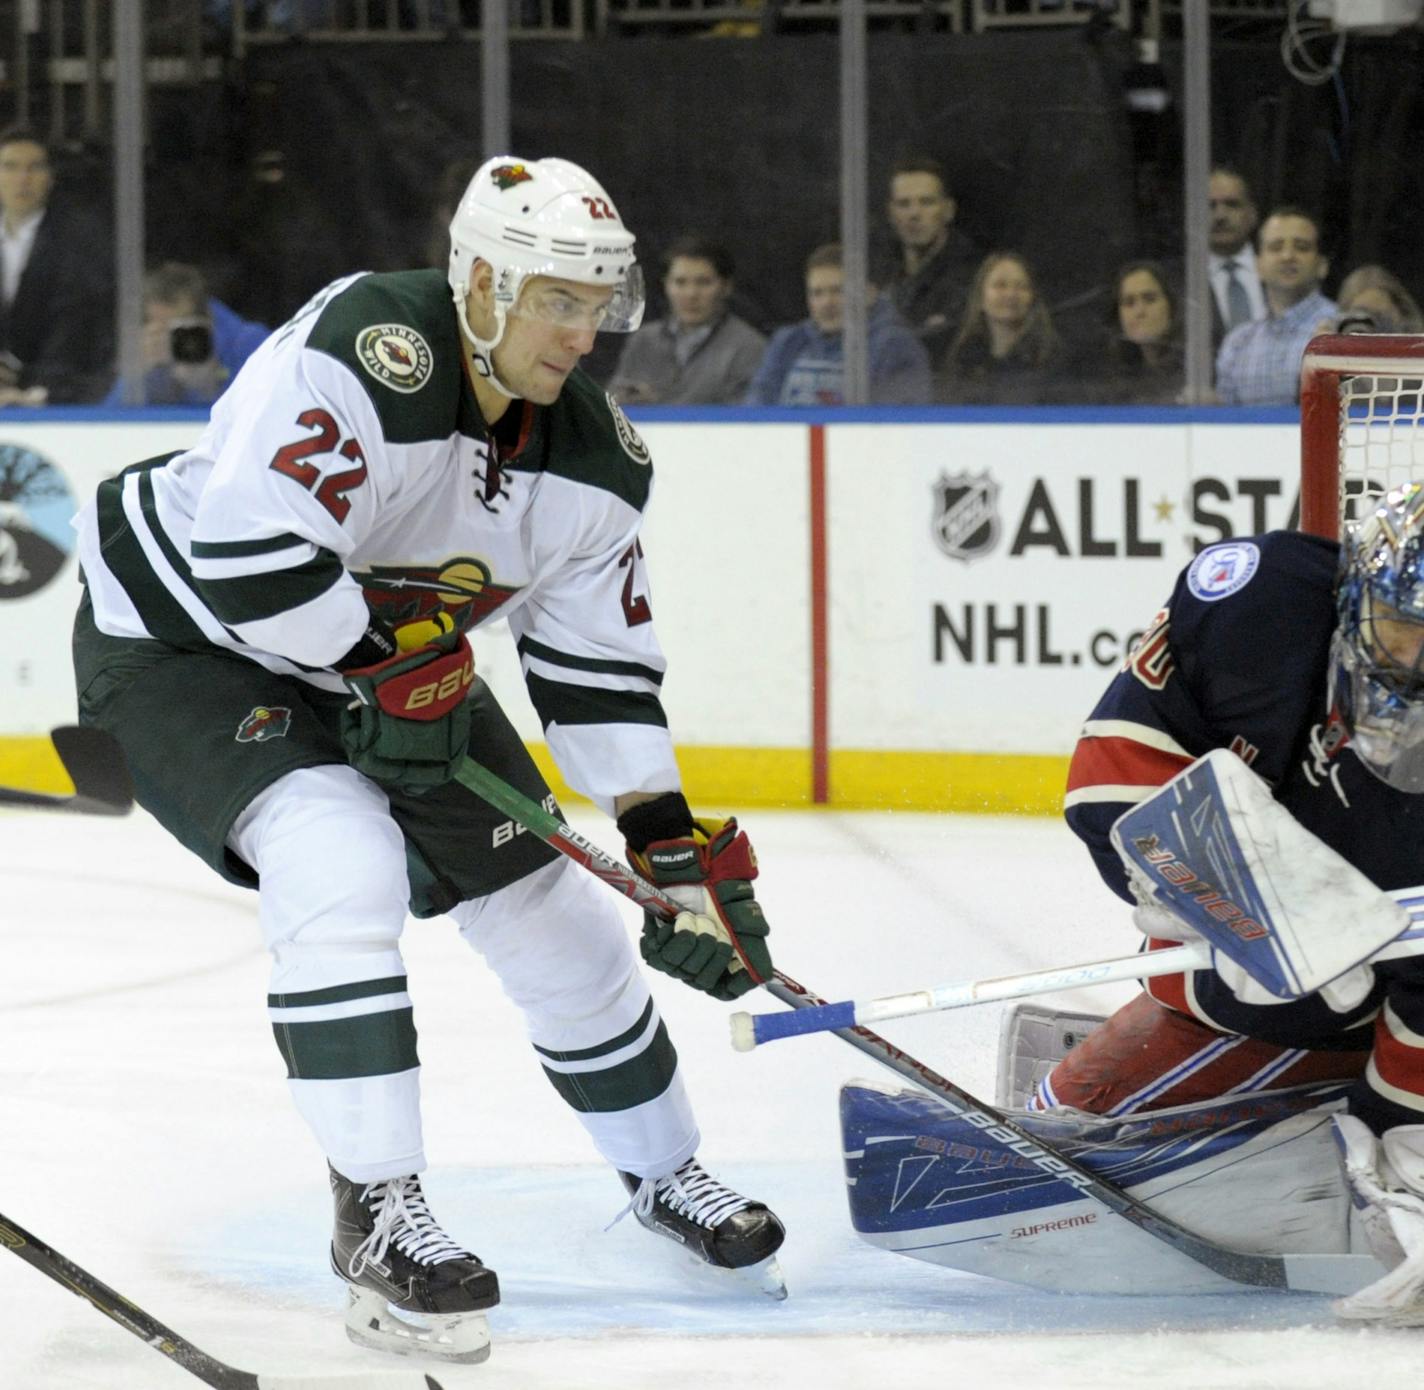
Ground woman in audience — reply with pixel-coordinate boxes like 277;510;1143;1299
938;251;1062;403
1332;264;1424;334
1094;260;1184;404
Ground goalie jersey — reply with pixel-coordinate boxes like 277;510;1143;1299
1065;529;1424;1131
73;268;677;809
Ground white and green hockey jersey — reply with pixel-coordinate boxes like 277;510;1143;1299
74;268;679;808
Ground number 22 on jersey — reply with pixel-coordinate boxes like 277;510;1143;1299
270;407;369;524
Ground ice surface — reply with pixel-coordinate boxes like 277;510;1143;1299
4;803;1422;1388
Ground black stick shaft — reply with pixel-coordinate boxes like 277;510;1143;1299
0;1212;257;1387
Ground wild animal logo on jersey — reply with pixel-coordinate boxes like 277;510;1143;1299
932;470;1001;563
606;394;651;465
1186;541;1260;602
355;325;434;394
359;557;521;630
236;706;292;742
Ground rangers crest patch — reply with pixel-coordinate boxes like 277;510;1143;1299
1186;541;1260;602
606;394;651;466
236;706;292;743
355;324;433;394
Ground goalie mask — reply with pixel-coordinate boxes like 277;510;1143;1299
447;155;645;397
1330;481;1424;791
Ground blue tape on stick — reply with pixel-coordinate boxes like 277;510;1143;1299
753;1000;856;1044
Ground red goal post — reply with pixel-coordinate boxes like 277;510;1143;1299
1300;333;1424;540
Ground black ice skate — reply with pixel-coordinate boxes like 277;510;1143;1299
618;1157;788;1299
329;1166;500;1363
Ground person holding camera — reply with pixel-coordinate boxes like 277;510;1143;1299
102;261;269;408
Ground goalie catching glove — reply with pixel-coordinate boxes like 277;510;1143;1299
339;612;476;794
619;792;773;1001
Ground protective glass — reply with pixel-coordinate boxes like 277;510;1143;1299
505;266;646;334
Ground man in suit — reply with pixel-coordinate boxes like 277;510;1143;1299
1207;167;1267;355
0;126;114;405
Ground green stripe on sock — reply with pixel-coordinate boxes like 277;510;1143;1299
268;975;408;1009
532;997;655;1065
540;1019;678;1113
272;1007;419;1080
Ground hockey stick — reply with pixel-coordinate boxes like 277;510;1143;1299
731;899;1424;1050
451;755;1358;1293
0;725;133;815
0;1211;444;1389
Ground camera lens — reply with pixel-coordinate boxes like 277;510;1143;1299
169;321;213;364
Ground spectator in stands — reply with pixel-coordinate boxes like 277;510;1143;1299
1332;264;1424;335
0;125;114;405
606;237;765;405
1089;260;1184;405
938;251;1063;404
744;243;930;406
879;155;980;366
1215;205;1337;406
1208;166;1266;352
102;262;268;408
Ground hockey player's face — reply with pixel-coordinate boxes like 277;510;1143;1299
1366;601;1424;686
496;276;612;402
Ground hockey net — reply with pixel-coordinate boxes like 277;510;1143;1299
1300;333;1424;540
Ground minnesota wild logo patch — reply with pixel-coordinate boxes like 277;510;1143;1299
236;706;292;743
491;163;533;191
355;324;434;394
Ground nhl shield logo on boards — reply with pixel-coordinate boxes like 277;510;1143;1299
932;470;1001;563
236;706;292;743
355;325;434;394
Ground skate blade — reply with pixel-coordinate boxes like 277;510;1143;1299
741;1252;789;1301
667;1247;788;1301
345;1286;492;1364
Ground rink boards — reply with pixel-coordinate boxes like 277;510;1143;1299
0;405;1303;811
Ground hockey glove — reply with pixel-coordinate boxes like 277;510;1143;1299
340;613;476;794
622;798;772;1001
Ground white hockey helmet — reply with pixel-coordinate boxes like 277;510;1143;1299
448;155;645;393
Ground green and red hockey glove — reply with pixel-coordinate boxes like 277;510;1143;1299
621;794;773;1001
339;613;475;794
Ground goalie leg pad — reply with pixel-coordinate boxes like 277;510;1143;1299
1040;993;1372;1116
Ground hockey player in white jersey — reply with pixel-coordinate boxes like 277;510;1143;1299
70;155;785;1364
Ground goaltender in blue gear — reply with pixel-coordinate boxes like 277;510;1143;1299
68;153;785;1364
1048;481;1424;1324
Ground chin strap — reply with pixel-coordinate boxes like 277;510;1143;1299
453;286;520;401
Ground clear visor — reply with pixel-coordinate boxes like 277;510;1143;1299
1330;618;1424;792
504;267;646;334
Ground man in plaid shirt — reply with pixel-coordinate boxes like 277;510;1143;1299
1215;205;1336;406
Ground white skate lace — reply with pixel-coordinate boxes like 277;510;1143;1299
348;1175;471;1279
630;1159;751;1230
